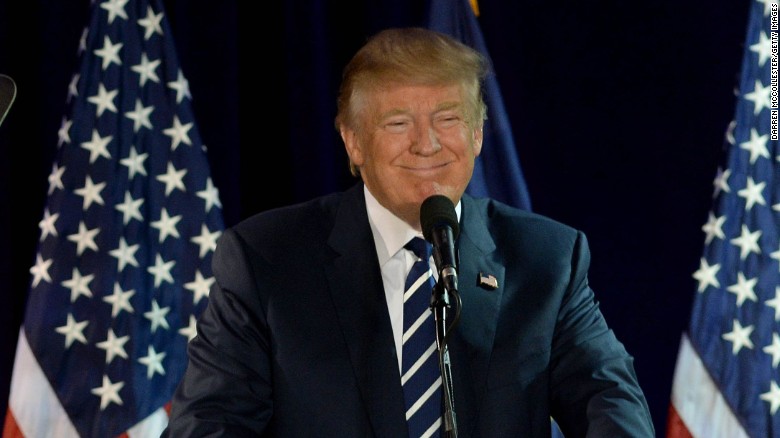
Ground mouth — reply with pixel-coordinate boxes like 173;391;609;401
401;162;450;173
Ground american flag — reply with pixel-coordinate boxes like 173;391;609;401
3;0;224;436
667;0;780;436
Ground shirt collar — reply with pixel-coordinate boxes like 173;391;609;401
363;185;462;265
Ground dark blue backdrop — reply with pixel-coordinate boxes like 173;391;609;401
0;1;751;434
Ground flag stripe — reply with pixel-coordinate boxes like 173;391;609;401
6;329;79;437
665;406;693;438
668;334;748;437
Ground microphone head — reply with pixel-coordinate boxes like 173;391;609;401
420;195;460;242
0;74;17;127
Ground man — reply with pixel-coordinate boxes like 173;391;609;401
165;27;654;437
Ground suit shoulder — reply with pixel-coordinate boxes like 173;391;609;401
230;191;343;248
473;197;578;236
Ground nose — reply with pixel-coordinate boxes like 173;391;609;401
410;123;442;155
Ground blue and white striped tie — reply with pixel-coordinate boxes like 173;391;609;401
402;237;442;438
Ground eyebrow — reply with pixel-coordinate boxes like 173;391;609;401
378;101;462;120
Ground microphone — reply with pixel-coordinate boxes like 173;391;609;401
0;74;17;127
420;194;460;294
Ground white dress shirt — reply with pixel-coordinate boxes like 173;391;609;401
362;186;461;372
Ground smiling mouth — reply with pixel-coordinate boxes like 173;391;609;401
402;162;450;172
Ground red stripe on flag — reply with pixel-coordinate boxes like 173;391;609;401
2;409;24;438
665;404;693;438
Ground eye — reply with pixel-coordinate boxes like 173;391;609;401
383;119;410;133
435;114;461;128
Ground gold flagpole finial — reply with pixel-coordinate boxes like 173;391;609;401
469;0;480;16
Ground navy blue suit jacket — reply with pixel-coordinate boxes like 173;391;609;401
165;183;654;437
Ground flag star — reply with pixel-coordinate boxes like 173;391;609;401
94;36;123;70
774;202;780;212
693;258;720;292
701;212;726;244
48;163;66;195
739;128;770;164
96;328;130;364
769;287;780;321
721;319;755;354
144;299;171;332
80;129;113;163
712;167;731;196
100;0;129;24
179;315;199;341
138;345;167;379
725;120;736;146
151;208;182;243
103;282;135;318
62;268;95;302
772;246;780;270
57;117;72;146
191;224;221;258
156;162;187;196
163;115;193;150
114;191;144;225
197;177;222;212
29;254;53;288
185;270;214;304
730;224;762;260
761;381;780;415
167;70;191;103
750;31;773;67
38;208;59;241
55;314;89;348
91;375;125;410
119;146;149;179
109;237;140;271
744;79;772;115
66;221;100;256
726;272;758;307
124;99;154;132
764;333;780;368
147;254;175;288
74;175;107;210
87;83;119;117
67;73;80;101
77;27;89;53
137;6;164;40
131;53;161;86
737;176;767;211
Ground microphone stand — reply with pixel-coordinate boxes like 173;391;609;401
431;277;461;438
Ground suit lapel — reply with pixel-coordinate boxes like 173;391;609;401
324;184;407;438
448;195;504;433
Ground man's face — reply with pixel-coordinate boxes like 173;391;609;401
342;83;483;229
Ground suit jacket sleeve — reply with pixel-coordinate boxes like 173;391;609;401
165;227;272;436
550;230;655;437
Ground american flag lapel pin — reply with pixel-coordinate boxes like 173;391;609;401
477;272;498;290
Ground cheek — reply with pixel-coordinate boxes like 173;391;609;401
372;135;409;161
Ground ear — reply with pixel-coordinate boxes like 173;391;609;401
472;125;484;157
340;127;365;167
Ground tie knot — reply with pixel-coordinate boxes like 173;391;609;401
405;237;431;260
